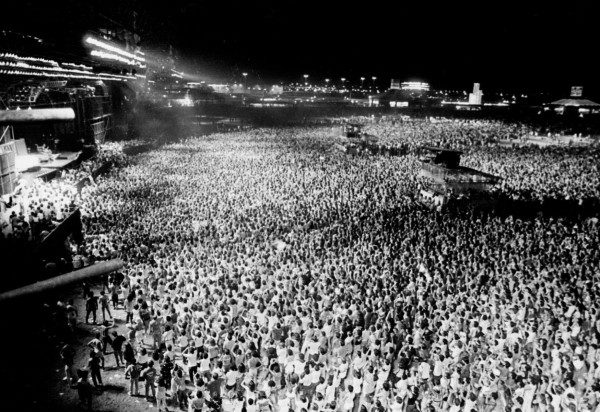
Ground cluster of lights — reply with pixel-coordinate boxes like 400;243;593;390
90;50;145;68
0;69;132;81
171;69;184;79
286;83;378;95
0;60;92;76
85;36;145;63
0;52;134;81
63;62;93;70
0;53;59;67
401;81;430;91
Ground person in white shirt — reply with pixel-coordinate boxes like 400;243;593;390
418;360;431;383
432;354;444;384
339;385;355;412
225;365;240;392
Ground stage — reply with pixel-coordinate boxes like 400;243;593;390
16;151;82;182
16;151;82;172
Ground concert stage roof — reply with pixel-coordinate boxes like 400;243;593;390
551;98;600;107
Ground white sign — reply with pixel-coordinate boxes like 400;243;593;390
571;86;583;97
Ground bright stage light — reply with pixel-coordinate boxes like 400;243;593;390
0;54;134;81
85;36;145;63
0;68;133;81
91;50;144;67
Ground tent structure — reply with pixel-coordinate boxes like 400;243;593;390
550;98;600;107
546;98;600;115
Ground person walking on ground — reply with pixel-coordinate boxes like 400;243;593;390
60;342;76;385
109;277;120;310
101;324;113;355
88;349;103;389
141;360;157;400
85;292;98;325
76;369;94;411
126;361;142;396
110;331;126;367
88;332;105;368
124;340;137;367
99;290;112;323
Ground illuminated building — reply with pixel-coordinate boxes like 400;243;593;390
468;83;483;105
381;80;431;107
400;81;430;92
390;80;430;92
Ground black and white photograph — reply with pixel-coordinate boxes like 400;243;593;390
0;1;599;411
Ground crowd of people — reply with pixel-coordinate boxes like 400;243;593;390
462;146;600;204
333;116;600;207
350;116;534;150
8;115;600;411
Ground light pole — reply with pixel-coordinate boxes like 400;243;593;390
325;78;330;90
371;76;377;92
303;74;309;90
341;78;346;91
360;77;365;90
242;72;248;89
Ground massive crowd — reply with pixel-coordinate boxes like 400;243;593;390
462;146;600;204
355;116;532;150
6;116;600;411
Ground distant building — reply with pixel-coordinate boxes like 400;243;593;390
370;88;436;109
400;81;430;92
270;85;284;95
390;80;430;92
468;83;483;105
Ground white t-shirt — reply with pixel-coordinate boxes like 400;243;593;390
225;370;239;386
185;353;197;366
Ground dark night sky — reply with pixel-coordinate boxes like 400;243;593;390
3;0;598;93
